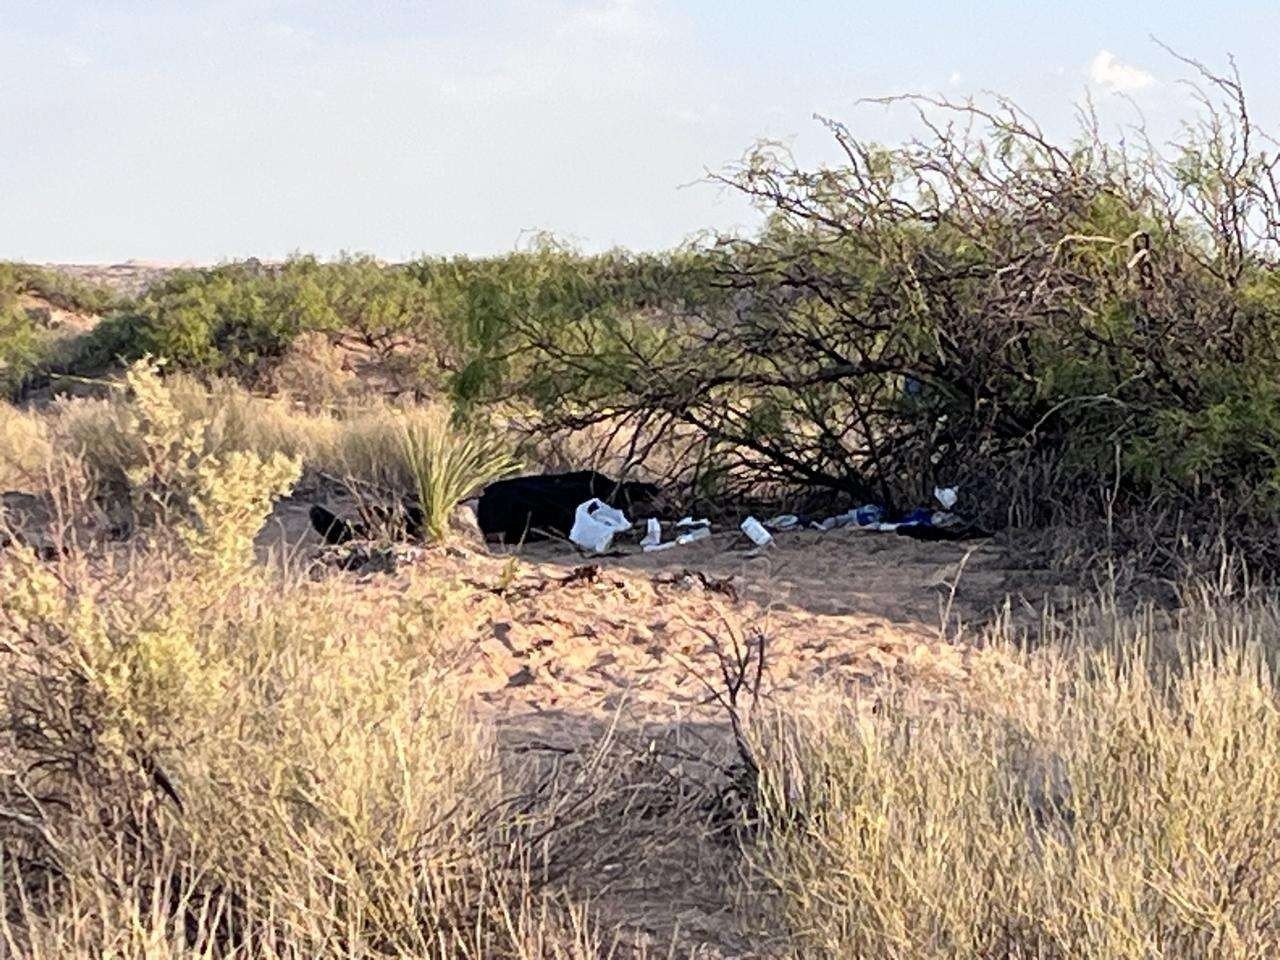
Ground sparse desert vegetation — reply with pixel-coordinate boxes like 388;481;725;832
6;55;1280;959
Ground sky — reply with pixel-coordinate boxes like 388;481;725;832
3;0;1279;264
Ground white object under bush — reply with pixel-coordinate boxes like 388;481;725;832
569;499;632;553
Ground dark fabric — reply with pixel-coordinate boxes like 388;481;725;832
310;472;658;547
309;502;427;545
476;471;660;544
894;522;988;542
310;504;359;545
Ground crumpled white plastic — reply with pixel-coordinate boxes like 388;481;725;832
934;486;958;510
569;499;632;553
640;517;662;547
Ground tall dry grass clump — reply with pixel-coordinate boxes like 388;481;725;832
747;598;1280;959
0;404;53;491
0;365;610;958
45;366;515;542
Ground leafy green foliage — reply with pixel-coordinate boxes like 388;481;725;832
0;277;43;396
74;246;721;411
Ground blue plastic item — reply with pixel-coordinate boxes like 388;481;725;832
854;504;883;526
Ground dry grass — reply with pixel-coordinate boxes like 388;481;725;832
0;403;54;491
16;372;510;530
0;531;642;958
0;368;655;958
47;372;440;483
746;596;1280;959
8;366;1280;958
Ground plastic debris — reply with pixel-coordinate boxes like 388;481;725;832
741;516;774;547
676;516;711;529
817;504;883;531
569;499;632;553
855;505;883;526
934;486;958;510
642;540;678;553
677;526;712;545
640;517;662;547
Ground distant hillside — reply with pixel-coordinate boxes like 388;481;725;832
40;261;186;298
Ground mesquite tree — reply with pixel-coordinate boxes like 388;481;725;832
518;55;1280;528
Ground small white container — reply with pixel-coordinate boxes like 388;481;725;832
740;516;773;547
640;517;662;547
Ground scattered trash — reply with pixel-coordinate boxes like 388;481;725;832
640;517;662;547
316;542;426;574
478;471;661;544
817;504;883;531
740;516;774;547
764;513;820;531
755;486;985;542
637;516;710;551
677;526;712;545
569;499;632;553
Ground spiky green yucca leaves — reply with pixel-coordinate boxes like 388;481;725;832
399;414;519;542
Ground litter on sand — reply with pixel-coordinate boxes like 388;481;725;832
757;487;985;542
741;516;774;547
815;504;884;531
569;499;632;553
640;517;662;547
677;525;712;545
476;471;660;544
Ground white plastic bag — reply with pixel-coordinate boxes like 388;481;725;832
569;499;632;553
640;517;662;547
934;486;958;510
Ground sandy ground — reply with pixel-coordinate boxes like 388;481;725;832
254;501;1069;956
264;499;1062;718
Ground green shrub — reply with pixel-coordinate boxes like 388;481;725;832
515;67;1280;551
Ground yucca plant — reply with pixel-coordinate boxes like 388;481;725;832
400;414;519;542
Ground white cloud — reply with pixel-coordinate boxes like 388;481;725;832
948;71;962;86
557;0;659;41
1088;50;1155;91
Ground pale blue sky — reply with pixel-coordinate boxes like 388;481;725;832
3;1;1277;263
